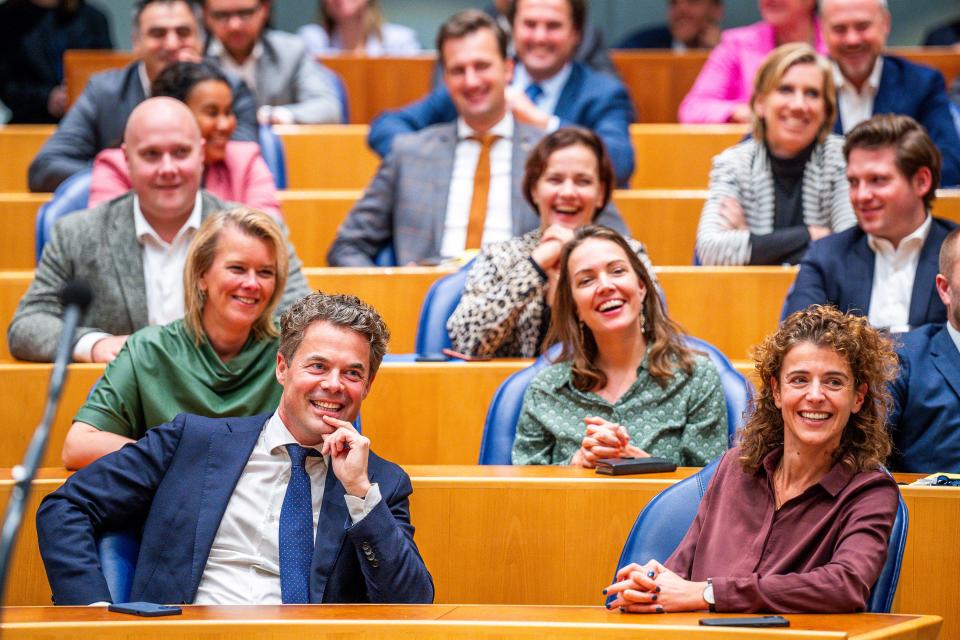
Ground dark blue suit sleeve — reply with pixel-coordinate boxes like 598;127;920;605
783;241;831;318
913;71;960;187
558;80;635;187
344;471;434;603
230;78;258;143
36;416;186;605
887;349;909;434
367;86;458;157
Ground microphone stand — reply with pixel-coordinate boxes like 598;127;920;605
0;284;91;608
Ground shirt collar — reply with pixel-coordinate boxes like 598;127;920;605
513;62;572;98
137;62;152;98
263;410;325;457
456;112;514;141
207;37;264;64
760;447;858;498
133;192;203;246
866;213;932;254
946;321;960;354
832;56;883;94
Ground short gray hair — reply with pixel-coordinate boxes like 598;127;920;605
819;0;888;12
279;292;390;376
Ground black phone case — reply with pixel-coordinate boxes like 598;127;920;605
699;616;790;628
594;457;677;475
108;602;183;617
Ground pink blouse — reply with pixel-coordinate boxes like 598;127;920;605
678;20;828;124
88;141;282;218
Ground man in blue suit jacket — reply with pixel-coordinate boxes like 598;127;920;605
784;115;957;330
36;293;434;606
616;0;723;51
821;0;960;187
888;228;960;473
367;0;635;187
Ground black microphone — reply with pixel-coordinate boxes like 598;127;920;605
0;280;93;606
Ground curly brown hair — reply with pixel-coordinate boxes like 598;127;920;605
546;225;695;391
739;305;896;473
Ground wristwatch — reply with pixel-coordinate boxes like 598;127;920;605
703;577;716;612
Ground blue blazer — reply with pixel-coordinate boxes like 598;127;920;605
889;323;960;473
367;62;636;187
36;413;434;606
616;25;674;49
833;55;960;188
783;217;957;328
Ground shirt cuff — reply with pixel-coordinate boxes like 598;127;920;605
73;332;111;363
260;105;295;125
546;115;560;132
343;482;382;524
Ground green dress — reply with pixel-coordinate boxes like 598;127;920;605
511;353;728;466
75;319;282;439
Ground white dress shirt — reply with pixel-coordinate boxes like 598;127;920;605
71;194;203;362
512;62;571;131
867;214;932;332
947;321;960;354
834;58;884;133
440;113;515;259
194;411;381;604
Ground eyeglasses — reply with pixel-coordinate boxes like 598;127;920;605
208;7;260;23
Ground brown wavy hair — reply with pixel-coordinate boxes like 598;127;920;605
546;225;695;391
739;305;896;473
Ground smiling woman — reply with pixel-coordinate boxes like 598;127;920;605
696;43;857;266
511;225;728;467
605;305;899;614
61;207;290;470
448;128;658;359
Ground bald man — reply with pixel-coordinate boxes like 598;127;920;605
8;98;310;363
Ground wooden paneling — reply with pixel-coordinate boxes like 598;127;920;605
0;126;53;192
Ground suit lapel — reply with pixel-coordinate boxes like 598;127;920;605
108;196;148;329
553;63;582;120
429;126;457;250
310;464;349;602
931;326;960;401
511;125;539;234
847;237;875;315
909;221;944;327
188;416;265;595
872;57;896;115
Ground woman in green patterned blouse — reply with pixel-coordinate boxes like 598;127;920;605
61;207;289;469
512;225;729;467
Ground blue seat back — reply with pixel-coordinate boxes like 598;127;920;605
478;344;561;465
257;124;287;189
608;460;908;613
374;244;397;267
35;168;93;263
683;336;752;445
414;259;474;355
97;527;141;603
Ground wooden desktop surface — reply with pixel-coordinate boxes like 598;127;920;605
0;467;956;639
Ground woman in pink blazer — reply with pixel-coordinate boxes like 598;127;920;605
89;61;282;218
679;0;827;124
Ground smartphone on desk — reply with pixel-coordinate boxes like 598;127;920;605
699;615;789;628
595;457;677;475
108;602;182;617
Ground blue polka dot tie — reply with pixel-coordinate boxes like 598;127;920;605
525;83;544;104
279;444;316;604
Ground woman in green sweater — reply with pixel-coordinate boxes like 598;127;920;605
61;207;289;469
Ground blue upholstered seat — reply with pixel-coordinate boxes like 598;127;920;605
35;168;92;263
414;259;474;356
257;124;287;189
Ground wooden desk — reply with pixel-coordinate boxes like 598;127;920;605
0;126;53;192
0;467;956;639
0;605;942;639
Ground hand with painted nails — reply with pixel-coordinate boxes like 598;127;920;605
320;415;371;498
605;559;709;613
571;417;650;467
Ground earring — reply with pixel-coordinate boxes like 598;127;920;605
578;320;585;345
198;287;207;303
639;309;647;334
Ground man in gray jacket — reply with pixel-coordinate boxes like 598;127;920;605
9;98;310;363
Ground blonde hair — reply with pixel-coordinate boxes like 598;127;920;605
751;42;837;146
183;207;288;343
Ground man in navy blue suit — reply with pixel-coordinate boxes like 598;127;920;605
616;0;723;51
821;0;960;187
36;293;434;606
783;115;957;330
888;228;960;473
367;0;636;187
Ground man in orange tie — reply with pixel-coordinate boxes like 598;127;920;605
327;10;625;267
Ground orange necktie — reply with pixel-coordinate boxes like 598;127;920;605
465;134;500;249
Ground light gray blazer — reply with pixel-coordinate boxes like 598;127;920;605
209;29;342;124
695;135;856;266
327;122;627;267
7;191;311;362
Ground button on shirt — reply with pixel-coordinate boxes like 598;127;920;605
867;215;931;332
194;411;381;604
834;58;883;133
441;114;515;259
71;194;203;362
512;63;571;131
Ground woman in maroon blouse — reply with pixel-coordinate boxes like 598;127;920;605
605;305;901;613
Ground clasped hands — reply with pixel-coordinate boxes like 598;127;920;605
604;560;708;613
570;417;649;468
